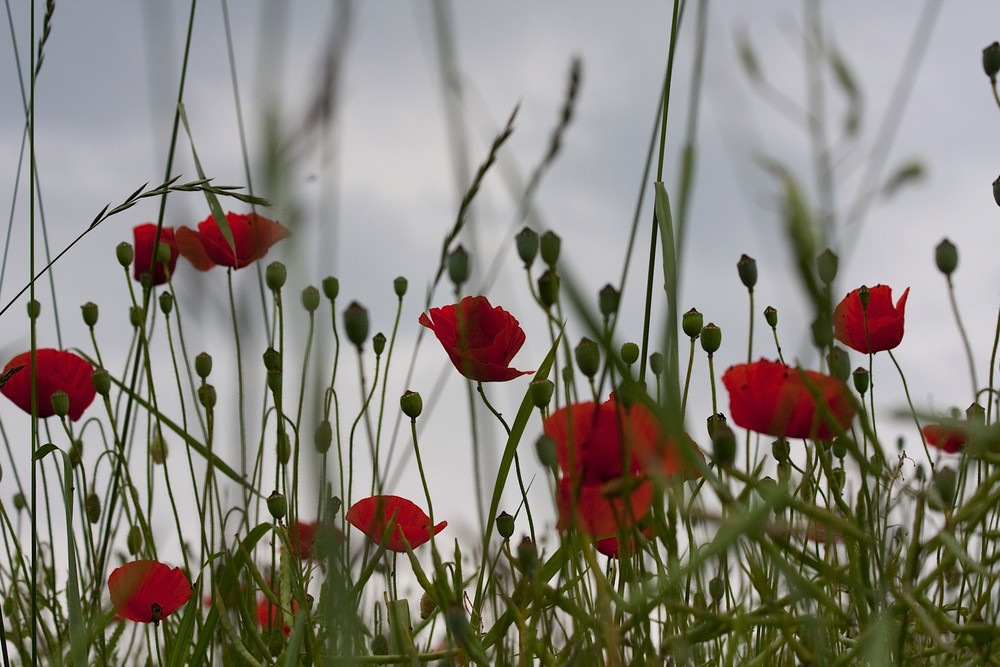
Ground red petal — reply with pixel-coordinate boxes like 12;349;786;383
175;226;217;271
346;495;446;552
108;560;191;623
1;349;96;421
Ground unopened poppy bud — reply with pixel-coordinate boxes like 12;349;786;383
265;261;287;290
371;634;389;656
712;425;736;468
537;269;560;308
598;284;620;318
393;276;408;297
540;230;561;267
85;492;101;524
129;306;145;328
267;490;287;520
932;467;957;508
620;342;640;366
315;419;333;453
69;439;83;467
343;301;369;348
258;350;280;376
322;276;340;301
400;390;423;419
195;352;213;379
26;300;40;320
198;384;217;409
707;412;727;439
13;492;25;512
853;367;869;395
276;431;291;464
811;314;832;348
832;437;848;459
515;227;539;268
127;525;142;555
447;245;471;287
682;308;704;338
858;285;870;309
496;511;515;539
967;401;986;429
649;352;664;376
329;496;342;517
116;242;134;267
420;591;437;620
92;369;111;397
830;467;846;493
700;323;721;354
81;302;99;327
575;338;600;378
267;369;282;394
536;434;557;468
150;433;168;464
826;346;850;382
139;271;153;290
529;379;554;409
159;291;173;315
616;380;642;408
372;332;386;356
155;240;172;266
708;576;724;602
764;306;778;328
772;438;790;464
984;42;1000;79
935;238;958;276
562;365;574;385
50;391;69;418
737;254;757;289
301;286;320;312
812;247;837;285
517;536;538;576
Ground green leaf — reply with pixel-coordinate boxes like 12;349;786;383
165;581;200;667
178;102;236;258
33;443;59;461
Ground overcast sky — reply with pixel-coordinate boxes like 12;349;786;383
2;1;1000;552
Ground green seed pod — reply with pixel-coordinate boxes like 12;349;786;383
529;379;554;409
447;245;471;287
826;346;850;382
91;369;111;397
400;390;423;420
372;332;386;356
496;511;515;539
13;492;26;512
314;419;333;453
81;302;99;327
620;342;640;366
26;300;40;320
129;306;145;328
598;284;620;318
712;424;736;468
198;384;217;410
708;576;724;603
537;269;560;308
85;492;101;524
265;261;287;290
967;401;986;428
700;323;721;355
858;285;871;309
371;634;389;656
539;230;561;267
267;490;287;520
517;536;538;577
50;391;69;418
737;254;757;289
139;271;153;290
574;338;600;378
262;347;281;373
150;433;168;464
419;591;437;620
853;367;870;395
830;467;846;494
649;352;664;376
984;41;1000;79
195;352;213;379
811;314;832;349
276;431;291;465
816;249;839;286
116;242;134;267
682;308;704;339
933;467;957;508
393;276;408;297
343;301;370;348
301;286;320;313
831;437;848;460
536;434;557;468
159;291;173;315
706;412;727;439
515;227;539;268
561;364;574;386
322;276;340;301
935;238;958;277
127;525;143;555
764;306;778;329
772;438;790;464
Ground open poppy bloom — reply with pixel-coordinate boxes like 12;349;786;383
108;560;192;624
176;211;290;270
1;349;96;421
419;296;532;382
923;422;966;454
345;495;446;552
833;285;909;354
594;526;653;559
557;477;654;544
257;598;298;636
132;223;179;285
722;359;856;440
287;520;317;560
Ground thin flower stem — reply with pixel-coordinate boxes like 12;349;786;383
887;350;930;464
227;269;250;513
945;275;979;401
681;338;695;417
409;419;435;528
988;307;1000;424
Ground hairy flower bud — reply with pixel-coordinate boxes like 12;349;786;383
265;261;287;290
515;227;539;268
393;276;408;297
322;276;340;301
737;254;757;289
92;369;111;397
816;249;839;286
598;284;620;318
343;301;370;348
447;245;471;287
935;238;958;277
195;352;213;379
540;230;561;267
529;379;554;409
86;492;101;524
127;525;143;555
575;338;600;378
159;291;173;316
81;302;99;328
984;42;1000;80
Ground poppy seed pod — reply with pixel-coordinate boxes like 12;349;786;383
27;300;40;320
198;384;217;410
314;419;333;453
150;433;168;464
816;249;839;286
420;591;437;620
262;347;281;373
267;491;287;520
529;379;554;409
371;634;389;656
127;525;143;555
682;308;704;339
515;227;539;268
81;302;99;327
400;390;423;419
92;369;111;397
575;338;600;378
86;492;101;524
826;346;850;382
707;412;728;439
984;42;1000;80
322;276;340;301
620;342;640;366
517;536;538;577
700;323;721;355
771;438;790;464
649;352;664;376
832;438;848;459
537;269;560;308
13;493;25;511
116;242;134;268
711;424;736;468
811;314;833;349
935;238;958;277
129;306;145;328
447;245;471;287
540;230;561;267
50;391;70;418
853;367;869;395
372;332;386;356
195;352;213;379
276;432;291;464
265;261;287;290
708;576;724;602
932;467;957;508
301;286;320;313
535;434;557;468
343;302;370;348
764;306;778;329
737;254;757;289
159;291;173;316
393;276;408;297
496;511;515;539
858;285;870;309
598;284;620;318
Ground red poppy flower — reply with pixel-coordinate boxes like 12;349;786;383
722;359;856;440
833;285;909;354
556;477;654;539
257;598;298;635
923;423;966;454
132;223;179;285
345;495;446;552
176;211;290;270
108;560;192;624
1;349;96;421
419;296;532;382
594;527;652;559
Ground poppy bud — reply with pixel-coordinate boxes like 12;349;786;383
129;306;145;328
529;379;554;409
616;380;643;408
852;367;869;395
198;384;217;410
322;276;340;301
159;291;173;316
371;634;389;656
712;424;736;468
984;42;1000;80
574;338;600;378
562;365;574;386
517;536;538;576
419;591;437;620
832;438;848;459
620;342;640;366
150;433;168;464
706;412;727;439
682;308;704;338
830;467;846;494
649;352;664;376
262;347;281;372
858;285;870;309
50;391;69;418
700;323;721;355
515;227;539;268
315;419;333;453
935;238;958;277
69;439;83;467
343;301;370;348
139;271;153;290
447;245;471;287
116;242;134;267
772;438;790;464
372;332;386;356
267;490;287;520
301;286;320;313
127;525;142;555
540;230;561;267
27;300;40;320
276;431;291;464
816;249;839;286
536;434;557;468
932;467;957;509
400;390;423;419
708;576;724;603
496;511;515;539
267;369;282;395
994;176;1000;208
393;276;408;297
265;261;287;290
92;369;111;397
826;346;850;382
195;352;213;379
598;284;620;318
811;314;832;349
967;401;985;429
737;254;757;289
764;306;778;329
85;492;101;524
13;493;25;511
537;269;560;308
329;496;343;517
81;302;99;327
